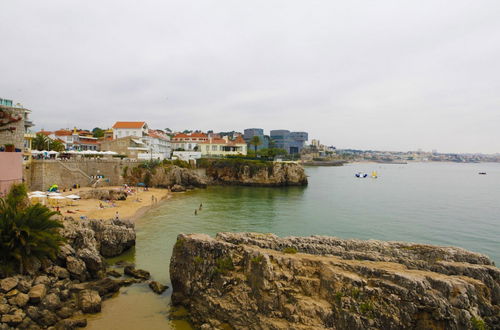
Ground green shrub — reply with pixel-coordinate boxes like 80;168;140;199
193;256;203;264
0;184;65;275
359;301;373;314
335;292;343;304
282;247;298;254
471;316;487;330
251;255;263;264
214;256;235;274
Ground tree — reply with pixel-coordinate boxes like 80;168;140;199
32;133;51;151
92;127;105;138
0;184;64;274
249;136;262;154
49;140;65;152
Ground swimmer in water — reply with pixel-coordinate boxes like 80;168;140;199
199;203;203;210
194;209;198;215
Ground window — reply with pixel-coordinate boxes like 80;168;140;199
212;145;217;151
206;146;209;151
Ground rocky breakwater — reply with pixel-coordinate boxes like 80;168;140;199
0;217;136;329
170;232;499;329
202;159;308;186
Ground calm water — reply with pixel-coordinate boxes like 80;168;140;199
88;162;500;329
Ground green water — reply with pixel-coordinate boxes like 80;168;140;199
87;162;500;329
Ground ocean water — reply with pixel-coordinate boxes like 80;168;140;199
87;162;500;329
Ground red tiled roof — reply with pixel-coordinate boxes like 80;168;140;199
37;130;52;136
54;129;73;136
112;121;146;129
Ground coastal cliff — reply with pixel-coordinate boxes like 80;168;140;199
170;232;499;330
200;159;308;186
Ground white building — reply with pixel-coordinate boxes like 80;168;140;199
112;121;148;139
143;129;171;160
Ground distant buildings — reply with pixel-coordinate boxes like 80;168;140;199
36;128;100;151
199;136;247;157
243;128;269;150
112;121;148;139
171;132;208;151
270;129;308;154
110;122;171;160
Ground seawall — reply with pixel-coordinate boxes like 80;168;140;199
24;160;139;191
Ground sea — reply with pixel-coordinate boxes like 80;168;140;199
87;162;500;329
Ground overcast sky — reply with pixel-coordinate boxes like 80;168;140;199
1;1;499;153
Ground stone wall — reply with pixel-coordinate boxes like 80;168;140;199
0;106;26;150
24;159;140;191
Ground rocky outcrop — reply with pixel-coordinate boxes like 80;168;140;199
80;188;128;201
170;232;499;330
204;161;308;186
0;217;136;329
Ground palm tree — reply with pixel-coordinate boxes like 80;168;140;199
0;184;64;274
32;133;51;151
249;136;262;154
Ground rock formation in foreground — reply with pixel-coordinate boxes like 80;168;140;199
0;217;137;329
203;161;308;186
170;232;499;330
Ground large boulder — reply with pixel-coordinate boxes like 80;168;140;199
78;290;101;313
8;292;29;308
28;284;47;304
0;277;18;292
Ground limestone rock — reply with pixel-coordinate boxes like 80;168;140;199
28;284;47;304
170;232;500;330
65;256;87;279
78;290;101;313
124;266;150;280
41;293;61;311
148;281;168;294
1;310;24;326
0;277;18;292
8;292;29;307
106;270;121;278
170;184;186;192
56;317;87;329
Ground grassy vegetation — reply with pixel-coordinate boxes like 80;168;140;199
193;256;203;264
359;301;374;314
282;247;298;254
214;256;235;274
251;255;263;264
471;316;487;330
0;184;65;275
198;158;274;177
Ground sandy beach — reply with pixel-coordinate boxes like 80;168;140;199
40;186;171;221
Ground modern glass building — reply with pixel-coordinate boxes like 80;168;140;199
243;128;268;151
270;130;308;154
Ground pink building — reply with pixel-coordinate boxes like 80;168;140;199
0;152;23;197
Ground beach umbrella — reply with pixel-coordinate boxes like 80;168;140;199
31;150;41;154
48;150;59;155
29;191;46;195
48;192;61;196
65;194;81;199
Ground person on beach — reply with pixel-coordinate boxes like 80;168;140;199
151;195;155;204
115;211;119;220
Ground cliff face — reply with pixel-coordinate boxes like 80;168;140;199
205;162;308;186
170;232;499;330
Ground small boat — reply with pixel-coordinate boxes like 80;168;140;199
478;172;487;175
355;172;368;178
371;171;378;178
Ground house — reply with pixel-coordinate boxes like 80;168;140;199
143;129;171;159
112;121;148;139
36;128;101;151
199;136;247;157
99;136;149;159
0;98;33;195
171;132;208;151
